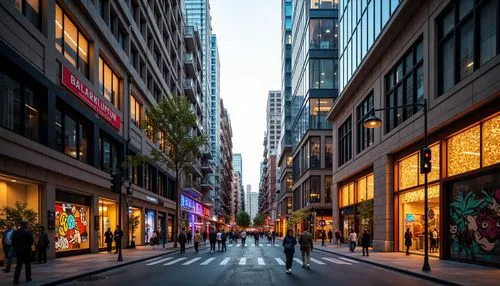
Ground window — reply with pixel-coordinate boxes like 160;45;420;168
325;136;333;169
55;109;88;163
13;0;41;29
310;176;321;203
98;57;120;108
325;175;332;203
339;182;354;207
310;98;333;129
310;59;337;89
338;116;352;167
55;5;89;77
145;115;155;142
310;19;335;49
310;137;321;168
385;37;424;133
356;93;374;153
397;143;440;190
130;95;141;126
310;0;336;9
439;0;499;94
99;135;117;172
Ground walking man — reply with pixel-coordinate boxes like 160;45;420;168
404;228;412;256
272;231;276;244
209;228;217;253
12;220;34;284
348;229;357;253
36;226;50;264
240;230;247;247
298;228;313;270
361;229;371;256
321;230;326;247
254;230;260;246
178;228;187;254
187;230;192;245
104;227;113;254
194;230;201;253
216;229;222;251
328;230;333;245
335;229;342;247
114;225;123;254
283;229;297;274
2;222;14;273
202;230;207;246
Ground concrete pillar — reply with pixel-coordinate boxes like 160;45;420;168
332;182;340;233
372;155;394;252
90;194;99;253
44;183;56;259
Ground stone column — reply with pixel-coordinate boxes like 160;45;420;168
372;154;394;252
331;182;340;234
90;194;99;253
44;183;56;259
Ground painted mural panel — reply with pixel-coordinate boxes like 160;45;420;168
449;172;500;265
55;202;90;252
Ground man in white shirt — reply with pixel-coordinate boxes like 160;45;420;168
2;223;14;273
349;229;358;253
216;230;222;252
240;231;247;246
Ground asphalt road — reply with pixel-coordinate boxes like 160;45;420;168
60;240;438;286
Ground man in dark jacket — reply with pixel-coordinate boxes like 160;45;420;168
114;225;123;254
178;228;187;254
282;229;297;274
36;226;50;263
361;229;371;256
209;228;217;253
12;220;34;284
298;228;313;269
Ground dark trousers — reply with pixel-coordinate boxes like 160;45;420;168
210;241;216;251
241;238;246;246
106;242;112;253
180;243;186;253
3;245;13;271
37;247;47;263
285;252;294;270
115;242;121;254
222;240;226;251
14;253;31;282
194;242;199;252
272;237;275;244
362;246;369;256
406;245;410;255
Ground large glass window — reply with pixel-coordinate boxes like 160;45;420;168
339;182;354;207
338;116;352;167
310;59;336;89
310;137;321;168
385;37;424;133
356;93;374;153
98;199;118;248
310;0;337;9
325;136;333;169
325;175;332;203
55;200;90;252
55;5;89;77
397;143;440;190
55;109;88;163
482;114;500;167
438;0;499;94
310;19;335;49
99;135;118;173
0;72;21;134
130;94;141;126
99;57;120;108
310;98;333;129
13;0;41;29
310;176;321;203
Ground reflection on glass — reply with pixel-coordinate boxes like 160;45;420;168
24;87;38;141
447;125;481;176
64;115;77;158
63;15;77;66
479;1;497;65
459;19;474;79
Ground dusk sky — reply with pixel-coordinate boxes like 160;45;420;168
211;0;281;193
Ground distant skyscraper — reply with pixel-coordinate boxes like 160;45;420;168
266;91;282;151
246;186;259;222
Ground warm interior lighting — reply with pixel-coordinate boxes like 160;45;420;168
466;61;474;68
462;151;480;156
11;179;16;183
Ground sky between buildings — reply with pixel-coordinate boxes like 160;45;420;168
211;0;281;192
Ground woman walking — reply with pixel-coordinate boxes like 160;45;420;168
194;230;201;253
104;227;113;254
282;229;297;274
404;228;412;255
361;229;371;256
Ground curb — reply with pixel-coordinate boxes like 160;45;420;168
314;247;463;286
40;246;195;286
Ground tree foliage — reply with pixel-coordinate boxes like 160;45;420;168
0;201;39;230
357;199;374;230
286;209;309;230
253;213;265;227
235;211;251;228
128;215;141;241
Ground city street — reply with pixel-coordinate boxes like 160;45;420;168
59;241;435;286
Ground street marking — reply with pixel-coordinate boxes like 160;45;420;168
322;257;351;265
266;244;271;247
239;258;246;265
220;258;231;265
236;244;241;247
275;258;285;265
164;258;186;265
228;244;233;247
252;244;255;246
310;258;326;265
337;257;359;263
293;258;303;265
200;258;216;265
274;244;281;247
257;257;265;265
145;256;165;263
182;258;202;265
146;257;173;265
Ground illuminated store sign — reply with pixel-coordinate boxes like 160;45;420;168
181;194;207;216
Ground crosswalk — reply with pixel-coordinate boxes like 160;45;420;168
225;244;281;247
144;256;356;267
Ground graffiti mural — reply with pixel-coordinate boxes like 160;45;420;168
55;202;90;251
449;172;500;265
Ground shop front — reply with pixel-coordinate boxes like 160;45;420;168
180;194;209;235
144;208;155;244
98;199;117;249
128;207;142;246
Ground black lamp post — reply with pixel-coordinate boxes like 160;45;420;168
362;98;431;272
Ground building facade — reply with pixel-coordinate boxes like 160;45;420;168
232;153;245;213
0;0;197;260
329;0;500;267
218;100;233;226
289;0;338;237
246;187;259;223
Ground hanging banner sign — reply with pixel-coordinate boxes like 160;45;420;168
61;65;121;130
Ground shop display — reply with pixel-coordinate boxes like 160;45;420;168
55;202;89;251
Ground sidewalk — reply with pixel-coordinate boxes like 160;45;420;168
310;241;499;286
0;242;195;286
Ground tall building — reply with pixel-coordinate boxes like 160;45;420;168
266;91;282;151
276;0;294;237
288;0;338;237
246;186;259;223
232;153;245;212
0;0;198;259
218;100;233;225
328;0;500;267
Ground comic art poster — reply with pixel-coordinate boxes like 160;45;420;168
449;172;500;265
55;202;90;251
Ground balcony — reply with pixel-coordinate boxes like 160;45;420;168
183;175;202;199
184;52;197;78
201;178;214;191
202;162;215;174
183;78;197;104
184;26;201;52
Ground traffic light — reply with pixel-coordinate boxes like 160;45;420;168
111;173;121;193
420;146;432;174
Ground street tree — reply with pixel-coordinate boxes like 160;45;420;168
126;95;206;248
357;199;374;234
235;211;251;229
286;209;309;234
253;213;265;228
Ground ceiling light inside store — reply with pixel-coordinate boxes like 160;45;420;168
11;179;16;182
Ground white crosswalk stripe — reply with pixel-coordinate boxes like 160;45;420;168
257;257;265;265
336;257;359;263
275;258;285;265
266;244;271;247
145;256;164;263
322;257;351;265
220;258;231;265
146;257;173;265
293;258;303;265
274;244;281;247
236;244;241;247
228;244;233;247
310;258;325;265
239;258;246;265
252;244;255;246
164;258;186;265
182;258;202;265
200;258;216;265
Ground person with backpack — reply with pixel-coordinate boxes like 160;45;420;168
104;227;113;254
240;230;247;247
209;228;217;253
36;226;50;264
361;229;371;256
298;228;313;270
178;228;187;254
282;229;297;274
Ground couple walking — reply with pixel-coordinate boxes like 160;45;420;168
282;228;314;274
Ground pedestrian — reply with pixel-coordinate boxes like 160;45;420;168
328;230;333;245
221;231;227;252
114;225;123;254
2;222;15;273
254;230;260;245
209;228;217;253
361;229;371;256
161;229;166;248
202;230;207;246
283;229;297;274
348;229;357;253
272;231;276;244
431;228;438;253
404;227;412;256
150;230;158;250
240;230;247;246
335;229;341;247
36;226;49;264
194;230;201;253
178;228;187;254
216;229;222;251
12;220;33;284
321;230;326;246
298;227;313;270
187;230;192;244
104;227;113;254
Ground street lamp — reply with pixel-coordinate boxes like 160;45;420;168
362;98;431;272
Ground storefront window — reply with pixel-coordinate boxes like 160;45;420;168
357;176;367;201
310;176;321;203
145;209;155;244
55;201;90;252
398;154;419;190
339;182;355;207
448;125;481;176
482;114;500;167
98;199;117;248
128;207;142;245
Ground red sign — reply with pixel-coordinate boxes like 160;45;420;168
61;66;121;130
